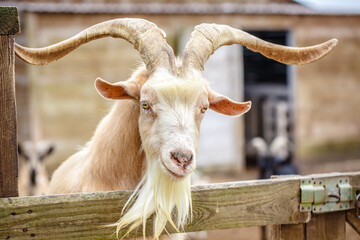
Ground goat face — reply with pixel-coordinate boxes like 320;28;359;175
96;68;251;180
95;67;251;238
139;72;206;179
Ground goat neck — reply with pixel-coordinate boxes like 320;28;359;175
87;100;145;191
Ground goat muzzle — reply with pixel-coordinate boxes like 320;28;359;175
170;149;193;170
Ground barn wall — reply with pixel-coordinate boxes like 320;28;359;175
294;17;360;162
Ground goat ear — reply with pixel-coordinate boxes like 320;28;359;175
18;143;23;156
18;143;27;160
95;77;140;100
208;90;251;116
39;144;55;162
18;143;30;161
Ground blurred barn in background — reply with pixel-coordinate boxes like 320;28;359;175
7;0;360;178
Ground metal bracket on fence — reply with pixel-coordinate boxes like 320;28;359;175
300;177;356;213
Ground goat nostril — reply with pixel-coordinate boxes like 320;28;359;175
188;154;193;163
30;169;36;185
170;150;193;169
171;152;180;163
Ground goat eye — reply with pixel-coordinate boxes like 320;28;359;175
201;106;208;113
142;102;150;110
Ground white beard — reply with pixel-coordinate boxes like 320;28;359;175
114;160;192;239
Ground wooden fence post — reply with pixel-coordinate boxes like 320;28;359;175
270;224;305;240
0;7;20;198
269;211;346;240
268;174;347;239
346;210;360;234
306;212;346;240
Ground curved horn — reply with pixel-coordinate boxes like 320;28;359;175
182;23;338;73
15;18;175;75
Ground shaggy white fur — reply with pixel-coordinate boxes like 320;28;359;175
114;161;191;239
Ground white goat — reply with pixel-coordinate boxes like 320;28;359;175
15;18;337;239
17;141;54;196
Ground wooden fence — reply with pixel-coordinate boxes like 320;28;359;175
1;171;360;239
1;6;360;240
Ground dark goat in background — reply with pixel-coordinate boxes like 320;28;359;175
18;141;54;196
248;136;297;179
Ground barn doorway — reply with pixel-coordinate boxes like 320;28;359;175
243;30;294;169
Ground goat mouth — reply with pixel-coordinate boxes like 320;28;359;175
161;161;184;179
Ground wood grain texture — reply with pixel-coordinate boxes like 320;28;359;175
269;224;305;240
0;7;19;35
268;172;360;240
0;35;18;198
0;172;359;239
306;212;346;240
0;178;309;240
346;210;360;234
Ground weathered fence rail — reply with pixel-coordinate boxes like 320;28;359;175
1;6;360;240
0;176;306;239
0;172;360;239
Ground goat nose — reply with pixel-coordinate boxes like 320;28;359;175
30;169;36;185
170;150;193;169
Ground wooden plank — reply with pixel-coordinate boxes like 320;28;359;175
271;171;360;187
0;177;310;240
306;213;326;240
346;210;360;234
0;34;18;198
306;212;346;240
0;7;19;35
0;172;358;239
326;212;346;239
270;172;358;240
269;224;305;240
269;176;305;240
269;225;281;240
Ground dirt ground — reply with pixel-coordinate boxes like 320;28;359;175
188;159;360;240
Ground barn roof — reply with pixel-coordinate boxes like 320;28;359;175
2;0;360;16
